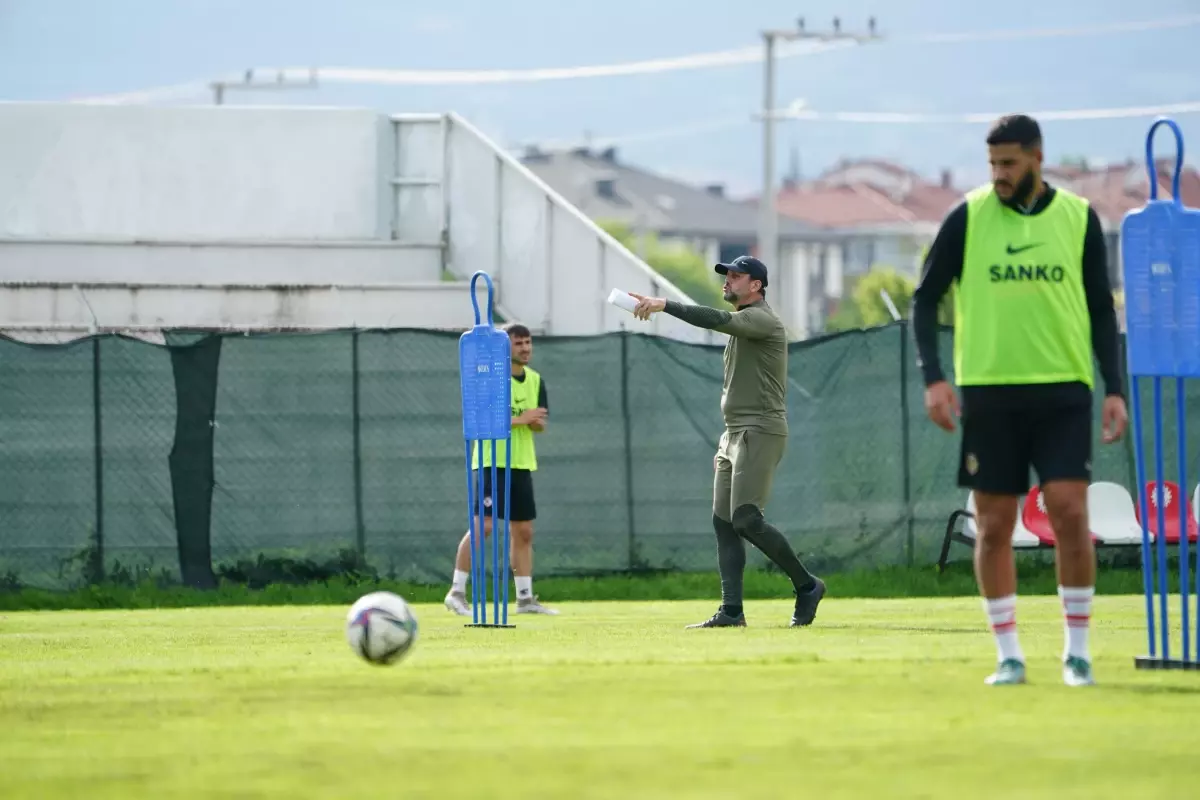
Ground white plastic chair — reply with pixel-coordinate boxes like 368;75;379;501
1087;481;1145;545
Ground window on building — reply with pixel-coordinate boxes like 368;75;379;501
843;238;876;276
718;242;750;265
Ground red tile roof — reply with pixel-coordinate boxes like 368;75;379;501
1043;158;1200;227
773;159;960;229
770;157;1200;232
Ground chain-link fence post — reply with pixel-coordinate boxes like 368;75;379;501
91;337;106;583
620;326;637;570
899;321;915;566
351;329;366;561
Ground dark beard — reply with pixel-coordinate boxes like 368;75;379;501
997;170;1037;210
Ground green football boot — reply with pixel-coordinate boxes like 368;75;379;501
984;658;1027;686
1062;655;1095;687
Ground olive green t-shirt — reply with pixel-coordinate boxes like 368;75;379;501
663;298;788;436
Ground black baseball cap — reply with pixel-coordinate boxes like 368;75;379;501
714;255;768;287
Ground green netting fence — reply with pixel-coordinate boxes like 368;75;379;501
0;324;1193;590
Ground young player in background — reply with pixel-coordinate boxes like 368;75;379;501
444;323;559;616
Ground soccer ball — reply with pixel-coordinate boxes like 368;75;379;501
345;591;419;665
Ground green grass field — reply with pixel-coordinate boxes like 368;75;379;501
1;594;1196;799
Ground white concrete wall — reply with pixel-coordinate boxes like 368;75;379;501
405;113;718;345
0;281;491;333
0;102;393;241
0;240;441;284
0;103;715;342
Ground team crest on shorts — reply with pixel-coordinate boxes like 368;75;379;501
965;453;979;475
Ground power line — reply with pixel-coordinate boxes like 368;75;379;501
777;100;1200;124
70;40;854;103
914;14;1200;43
70;13;1200;103
314;40;852;86
524;100;1200;151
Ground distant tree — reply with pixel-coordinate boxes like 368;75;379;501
598;220;726;307
824;263;954;333
825;266;913;332
854;266;916;326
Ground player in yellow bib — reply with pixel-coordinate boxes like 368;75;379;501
444;323;558;616
912;115;1127;687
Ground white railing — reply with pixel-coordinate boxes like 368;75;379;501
389;112;720;345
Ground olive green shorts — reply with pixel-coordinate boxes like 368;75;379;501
713;428;787;522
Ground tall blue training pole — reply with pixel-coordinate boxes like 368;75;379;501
458;271;516;629
1122;116;1200;670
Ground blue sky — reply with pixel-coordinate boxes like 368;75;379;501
2;0;1198;195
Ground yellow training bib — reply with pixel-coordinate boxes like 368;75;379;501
954;185;1093;389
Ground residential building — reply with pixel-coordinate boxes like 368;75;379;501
521;144;832;263
775;156;1200;291
766;158;960;329
519;145;840;338
1043;158;1200;288
768;156;1200;331
774;158;961;279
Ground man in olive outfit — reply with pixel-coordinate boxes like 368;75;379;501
628;255;825;628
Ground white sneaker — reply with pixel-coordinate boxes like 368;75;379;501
515;595;559;615
1062;656;1095;687
443;590;471;616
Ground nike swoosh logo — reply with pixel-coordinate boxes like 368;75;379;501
1006;243;1041;255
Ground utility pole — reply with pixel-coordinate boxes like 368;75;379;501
758;16;882;327
211;68;319;105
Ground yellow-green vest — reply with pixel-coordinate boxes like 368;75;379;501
473;366;541;470
954;184;1094;389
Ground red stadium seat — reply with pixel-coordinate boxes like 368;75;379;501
1021;485;1103;545
1021;486;1061;546
1134;480;1199;544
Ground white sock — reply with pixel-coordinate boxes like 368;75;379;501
515;576;533;600
984;594;1024;664
451;570;468;593
1059;585;1094;662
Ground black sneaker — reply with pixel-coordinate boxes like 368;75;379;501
685;608;747;629
790;578;826;627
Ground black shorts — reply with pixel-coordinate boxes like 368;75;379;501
958;384;1093;495
472;467;536;522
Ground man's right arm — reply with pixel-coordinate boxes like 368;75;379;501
662;302;775;339
911;201;967;386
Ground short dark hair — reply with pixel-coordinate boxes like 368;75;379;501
505;323;532;339
986;114;1042;150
